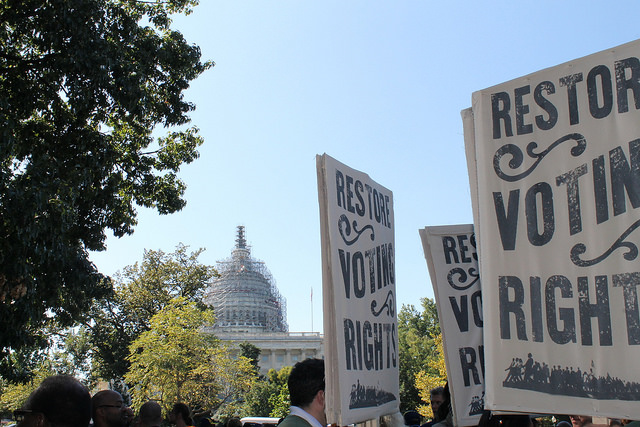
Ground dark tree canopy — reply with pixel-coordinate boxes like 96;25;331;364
239;341;261;374
0;0;213;375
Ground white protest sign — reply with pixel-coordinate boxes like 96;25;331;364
465;39;640;418
420;225;484;427
317;154;399;426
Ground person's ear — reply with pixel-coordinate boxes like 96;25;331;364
316;389;325;407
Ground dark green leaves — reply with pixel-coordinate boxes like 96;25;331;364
0;0;213;378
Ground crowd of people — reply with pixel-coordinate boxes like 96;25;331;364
10;360;639;427
11;374;236;427
10;358;327;427
401;385;640;427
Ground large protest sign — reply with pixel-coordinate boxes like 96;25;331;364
420;225;483;427
317;154;399;426
464;39;640;418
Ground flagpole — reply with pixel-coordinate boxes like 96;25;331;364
311;286;314;333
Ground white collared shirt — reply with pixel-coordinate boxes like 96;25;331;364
289;406;324;427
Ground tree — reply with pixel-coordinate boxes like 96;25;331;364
241;366;291;418
46;327;94;381
397;298;441;412
125;298;257;417
414;334;447;419
198;349;257;420
0;367;53;415
86;244;216;382
241;379;278;418
0;336;95;417
0;0;213;374
239;342;262;375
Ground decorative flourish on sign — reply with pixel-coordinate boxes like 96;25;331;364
338;214;375;246
570;219;640;267
371;290;395;317
447;267;479;291
493;133;586;182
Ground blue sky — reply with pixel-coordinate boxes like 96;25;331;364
90;1;640;333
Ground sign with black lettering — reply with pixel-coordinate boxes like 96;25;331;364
420;225;483;427
317;154;399;425
464;39;640;418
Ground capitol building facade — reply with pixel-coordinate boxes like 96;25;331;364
203;226;323;373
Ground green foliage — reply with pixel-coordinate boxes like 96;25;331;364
415;334;447;419
241;380;279;418
268;386;290;419
46;328;94;380
86;244;216;383
0;367;55;415
240;342;261;375
200;349;257;419
0;0;212;377
125;298;257;417
398;298;441;412
0;346;48;384
241;366;291;418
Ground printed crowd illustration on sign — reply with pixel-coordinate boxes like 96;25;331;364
317;154;399;426
463;39;640;418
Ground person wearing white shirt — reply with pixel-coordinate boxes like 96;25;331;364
278;359;326;427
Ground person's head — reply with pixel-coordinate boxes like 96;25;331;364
16;375;91;427
92;390;129;427
570;416;592;427
124;408;134;427
288;358;325;424
429;386;445;416
478;411;533;427
435;383;451;422
170;403;193;426
225;418;241;427
138;401;162;427
403;411;421;426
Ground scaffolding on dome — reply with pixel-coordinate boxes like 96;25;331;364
205;226;288;333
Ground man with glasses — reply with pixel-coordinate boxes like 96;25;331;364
14;375;91;427
92;390;130;427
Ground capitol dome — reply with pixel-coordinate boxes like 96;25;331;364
204;226;288;333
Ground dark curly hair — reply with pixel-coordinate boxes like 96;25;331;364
172;403;193;426
288;358;325;408
25;375;91;427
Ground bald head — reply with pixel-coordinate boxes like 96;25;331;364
91;390;128;427
139;401;162;427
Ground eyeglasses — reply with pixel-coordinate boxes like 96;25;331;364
14;409;41;423
99;404;125;409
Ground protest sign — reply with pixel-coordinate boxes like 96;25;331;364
317;154;399;426
420;225;484;427
464;39;640;418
